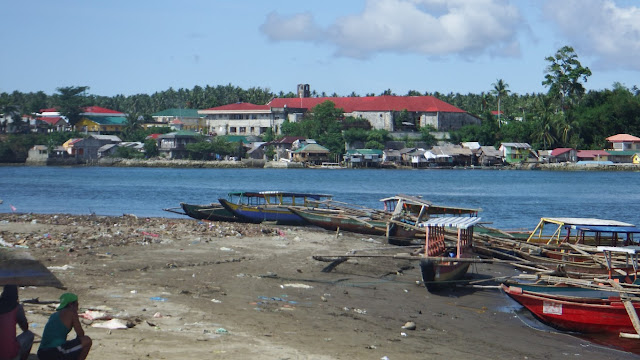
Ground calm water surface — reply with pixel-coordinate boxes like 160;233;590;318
1;166;639;230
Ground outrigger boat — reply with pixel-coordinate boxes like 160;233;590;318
177;202;238;222
502;283;640;337
290;194;481;245
219;191;333;225
419;217;482;291
474;217;640;277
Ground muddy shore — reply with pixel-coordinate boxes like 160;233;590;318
1;213;638;359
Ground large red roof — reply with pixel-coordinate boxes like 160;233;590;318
606;133;640;142
550;148;574;156
202;102;271;111
81;106;125;115
267;95;466;113
37;116;66;125
577;150;610;158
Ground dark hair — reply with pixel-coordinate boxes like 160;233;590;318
0;285;18;314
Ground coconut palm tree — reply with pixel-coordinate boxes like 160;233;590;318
491;79;510;127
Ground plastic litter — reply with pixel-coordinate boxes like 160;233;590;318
91;319;128;329
150;297;168;302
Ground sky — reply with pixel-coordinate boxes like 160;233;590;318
2;0;640;98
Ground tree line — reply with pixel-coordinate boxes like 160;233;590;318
2;45;640;159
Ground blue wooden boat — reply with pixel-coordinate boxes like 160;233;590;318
219;191;333;225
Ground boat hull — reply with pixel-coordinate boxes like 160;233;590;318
420;258;471;292
220;200;307;225
502;284;638;334
289;207;387;235
180;203;238;222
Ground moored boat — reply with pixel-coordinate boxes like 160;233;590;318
418;216;482;292
178;202;239;222
502;283;640;335
288;207;388;235
219;191;333;225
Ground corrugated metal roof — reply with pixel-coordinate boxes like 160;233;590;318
152;108;201;117
418;217;482;229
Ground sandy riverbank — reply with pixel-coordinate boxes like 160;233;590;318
1;213;638;359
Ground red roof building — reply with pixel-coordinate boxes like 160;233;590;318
606;133;640;151
577;150;610;161
199;95;479;136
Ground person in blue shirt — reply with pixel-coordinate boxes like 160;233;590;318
38;293;92;360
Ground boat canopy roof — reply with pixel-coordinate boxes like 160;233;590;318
541;217;634;227
381;194;481;214
596;245;640;254
227;191;332;199
418;217;482;229
569;225;640;234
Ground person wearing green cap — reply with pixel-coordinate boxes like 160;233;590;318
37;293;92;360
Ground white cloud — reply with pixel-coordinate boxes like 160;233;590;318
543;0;640;71
260;0;525;59
260;12;326;42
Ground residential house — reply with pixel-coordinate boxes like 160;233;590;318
576;150;609;162
430;145;474;166
477;146;503;166
291;143;331;165
606;134;640;151
550;148;577;163
344;149;384;168
198;87;481;136
62;135;122;161
382;149;402;165
36;116;68;133
499;143;535;164
268;136;306;161
26;145;50;164
75;106;127;134
151;109;205;132
157;130;204;159
402;148;429;167
605;134;640;163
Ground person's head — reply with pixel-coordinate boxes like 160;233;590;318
1;285;18;303
57;292;78;311
0;285;19;313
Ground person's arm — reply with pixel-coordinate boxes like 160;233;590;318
70;310;85;338
16;305;28;332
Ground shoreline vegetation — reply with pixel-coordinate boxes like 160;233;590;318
9;157;640;171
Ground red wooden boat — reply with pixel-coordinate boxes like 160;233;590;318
502;283;640;335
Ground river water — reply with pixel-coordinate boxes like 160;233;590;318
1;166;639;230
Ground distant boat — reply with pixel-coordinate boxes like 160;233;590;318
219;191;333;225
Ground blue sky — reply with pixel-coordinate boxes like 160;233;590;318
2;0;640;98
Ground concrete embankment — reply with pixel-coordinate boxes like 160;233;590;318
537;162;640;171
97;158;305;169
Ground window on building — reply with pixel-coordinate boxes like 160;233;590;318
239;127;246;133
230;127;237;133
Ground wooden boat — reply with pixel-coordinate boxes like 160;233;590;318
474;217;640;277
419;217;482;291
386;195;481;245
219;191;333;225
178;202;239;222
288;207;388;235
502;283;640;335
289;195;480;242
